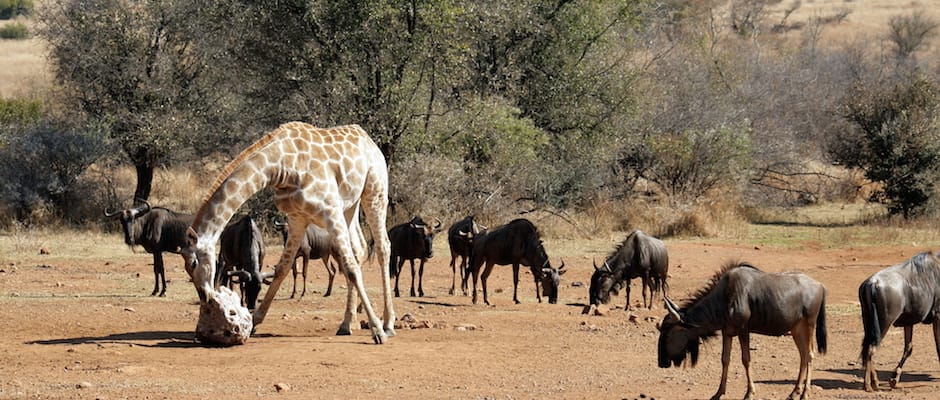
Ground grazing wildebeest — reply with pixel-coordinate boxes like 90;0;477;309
274;221;339;298
218;215;269;309
588;230;668;310
658;261;827;400
388;216;442;297
447;215;487;295
465;218;566;305
859;251;940;392
104;199;193;296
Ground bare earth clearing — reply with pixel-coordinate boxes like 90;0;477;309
2;230;940;399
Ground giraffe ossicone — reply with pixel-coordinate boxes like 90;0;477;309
181;122;395;345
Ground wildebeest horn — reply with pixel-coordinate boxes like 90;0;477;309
433;218;443;230
593;258;599;270
133;198;151;213
229;270;252;282
602;261;612;273
558;260;565;270
103;208;122;218
273;221;286;227
664;296;682;321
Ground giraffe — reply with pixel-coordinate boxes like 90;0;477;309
181;121;396;344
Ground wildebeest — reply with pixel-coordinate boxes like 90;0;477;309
104;199;193;296
465;218;566;305
218;215;269;309
447;215;487;295
589;230;668;309
274;221;339;298
658;261;827;400
388;216;442;297
859;251;940;392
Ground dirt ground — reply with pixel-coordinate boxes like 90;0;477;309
2;232;940;400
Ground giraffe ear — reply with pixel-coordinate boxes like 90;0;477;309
186;227;198;247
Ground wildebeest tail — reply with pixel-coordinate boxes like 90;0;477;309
816;292;828;354
858;280;881;360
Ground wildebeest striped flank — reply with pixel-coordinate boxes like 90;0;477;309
858;251;940;392
658;261;827;400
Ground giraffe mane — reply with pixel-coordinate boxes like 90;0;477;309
194;126;284;223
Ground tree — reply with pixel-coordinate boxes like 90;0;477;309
887;11;939;60
37;0;250;203
833;75;940;218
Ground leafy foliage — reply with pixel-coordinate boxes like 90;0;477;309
0;122;108;222
0;0;31;19
0;20;27;38
834;75;940;217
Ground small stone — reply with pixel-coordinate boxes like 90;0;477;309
454;323;477;331
570;281;584;287
274;383;290;392
39;248;50;255
400;313;416;323
76;381;93;389
123;307;136;313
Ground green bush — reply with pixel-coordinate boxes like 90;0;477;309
0;123;109;223
0;21;27;38
0;0;32;19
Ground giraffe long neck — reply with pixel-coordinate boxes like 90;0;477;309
191;151;274;245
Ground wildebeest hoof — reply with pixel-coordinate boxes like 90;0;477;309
889;378;898;388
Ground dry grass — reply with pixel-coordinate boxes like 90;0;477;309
767;0;940;52
0;18;49;98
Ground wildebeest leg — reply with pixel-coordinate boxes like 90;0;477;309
481;261;496;305
289;257;301;299
934;322;940;375
624;279;633;310
863;341;879;391
712;334;733;400
788;319;813;400
449;254;459;295
533;268;542;304
890;325;915;388
470;260;481;304
393;257;405;297
739;333;756;400
459;256;469;295
408;259;417;297
322;258;335;297
642;272;651;309
152;252;166;297
511;263;521;304
300;254;309;298
417;258;426;297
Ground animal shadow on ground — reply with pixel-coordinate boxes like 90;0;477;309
27;331;203;348
811;368;939;391
407;298;470;308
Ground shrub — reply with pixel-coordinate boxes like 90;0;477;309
0;122;109;223
833;75;940;218
0;21;27;38
0;0;31;19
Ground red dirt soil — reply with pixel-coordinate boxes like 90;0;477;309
1;235;938;399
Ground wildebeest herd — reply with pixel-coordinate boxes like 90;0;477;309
103;123;940;398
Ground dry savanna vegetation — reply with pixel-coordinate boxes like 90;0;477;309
5;0;940;399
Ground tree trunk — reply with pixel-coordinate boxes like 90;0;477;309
127;146;157;203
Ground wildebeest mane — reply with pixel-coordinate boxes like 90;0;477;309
678;260;760;337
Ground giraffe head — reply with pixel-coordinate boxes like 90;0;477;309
181;226;218;303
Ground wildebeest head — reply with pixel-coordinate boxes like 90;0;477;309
539;260;566;304
589;260;620;305
657;296;701;368
408;216;442;258
103;198;152;247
